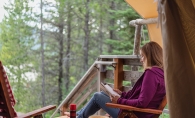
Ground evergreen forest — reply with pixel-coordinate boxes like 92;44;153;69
0;0;170;117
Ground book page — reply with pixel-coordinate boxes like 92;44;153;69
101;83;120;97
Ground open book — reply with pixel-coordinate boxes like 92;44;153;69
101;82;120;97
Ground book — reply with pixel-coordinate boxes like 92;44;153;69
100;82;120;97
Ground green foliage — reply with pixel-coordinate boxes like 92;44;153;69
103;38;133;55
0;0;41;113
103;5;141;55
160;113;170;118
0;0;148;116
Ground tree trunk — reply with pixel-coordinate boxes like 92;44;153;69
65;1;72;92
57;4;65;104
108;1;115;53
83;0;90;71
99;1;103;54
40;0;45;107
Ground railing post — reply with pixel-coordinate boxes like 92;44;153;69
97;59;107;115
60;104;68;116
114;58;124;91
98;59;107;83
132;24;142;86
133;24;142;55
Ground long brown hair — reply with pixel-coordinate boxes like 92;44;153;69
140;41;163;69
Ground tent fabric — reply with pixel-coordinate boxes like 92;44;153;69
158;0;195;117
125;0;162;46
125;0;158;18
147;24;162;47
193;0;195;8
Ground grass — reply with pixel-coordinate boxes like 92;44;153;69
160;113;170;118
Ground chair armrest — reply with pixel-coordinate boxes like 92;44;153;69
17;105;56;118
106;103;162;114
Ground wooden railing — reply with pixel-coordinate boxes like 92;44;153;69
98;55;142;91
51;55;169;117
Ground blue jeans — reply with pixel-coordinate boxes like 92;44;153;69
76;91;120;118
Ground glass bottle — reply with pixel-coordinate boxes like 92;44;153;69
70;104;76;118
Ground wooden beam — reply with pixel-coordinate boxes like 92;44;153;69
106;103;162;114
133;24;142;55
129;18;158;26
114;59;123;91
18;105;56;118
60;68;98;115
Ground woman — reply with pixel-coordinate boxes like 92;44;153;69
65;41;165;118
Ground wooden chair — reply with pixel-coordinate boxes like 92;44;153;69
106;96;167;118
0;61;56;118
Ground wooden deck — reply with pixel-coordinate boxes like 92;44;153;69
51;55;169;118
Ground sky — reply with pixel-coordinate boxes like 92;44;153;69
0;1;5;21
0;0;55;22
0;1;38;81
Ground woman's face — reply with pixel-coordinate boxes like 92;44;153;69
140;50;147;68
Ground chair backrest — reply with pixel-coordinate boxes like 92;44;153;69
0;61;15;118
153;95;167;118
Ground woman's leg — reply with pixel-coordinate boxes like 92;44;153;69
77;91;119;118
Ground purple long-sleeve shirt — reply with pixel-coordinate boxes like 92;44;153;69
117;67;165;118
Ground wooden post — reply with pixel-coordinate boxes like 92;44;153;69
98;59;107;83
114;59;124;91
98;59;106;115
132;24;142;86
60;104;68;116
133;24;142;55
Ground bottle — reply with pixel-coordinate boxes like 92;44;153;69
70;104;76;118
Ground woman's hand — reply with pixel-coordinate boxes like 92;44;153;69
113;89;122;95
110;95;120;104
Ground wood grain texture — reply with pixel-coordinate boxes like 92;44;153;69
106;103;162;114
18;105;56;118
114;59;124;91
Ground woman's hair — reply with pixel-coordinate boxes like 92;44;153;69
140;41;163;69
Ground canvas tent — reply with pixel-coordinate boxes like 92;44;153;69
125;0;162;46
125;0;195;117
